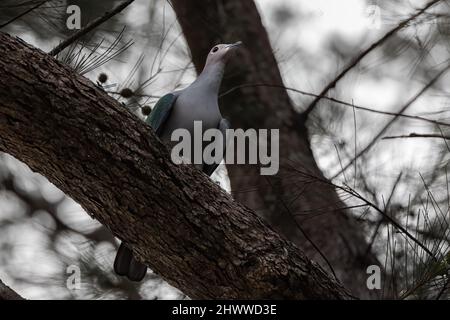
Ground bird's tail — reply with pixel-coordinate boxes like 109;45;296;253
114;243;147;282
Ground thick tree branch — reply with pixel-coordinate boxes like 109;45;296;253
0;32;353;299
0;279;24;300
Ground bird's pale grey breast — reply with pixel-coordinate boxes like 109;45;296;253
159;87;223;145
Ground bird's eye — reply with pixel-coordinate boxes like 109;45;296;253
212;46;219;53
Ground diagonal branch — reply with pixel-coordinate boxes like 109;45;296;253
0;0;49;29
382;132;450;140
0;279;24;300
330;65;450;180
301;0;443;118
287;164;437;261
48;0;134;56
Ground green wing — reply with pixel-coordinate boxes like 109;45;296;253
145;93;178;136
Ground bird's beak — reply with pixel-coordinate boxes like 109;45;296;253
227;41;242;49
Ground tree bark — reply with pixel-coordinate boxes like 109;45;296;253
171;0;379;298
0;32;353;299
0;279;23;300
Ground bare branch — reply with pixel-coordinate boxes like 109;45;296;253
0;0;48;29
48;0;134;56
221;83;450;128
331;65;450;180
287;163;438;261
301;0;443;118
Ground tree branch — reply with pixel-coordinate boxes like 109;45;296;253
48;0;134;56
330;65;450;180
171;0;381;298
302;0;442;118
0;279;24;300
220;83;450;128
382;133;450;140
0;0;48;29
0;32;353;299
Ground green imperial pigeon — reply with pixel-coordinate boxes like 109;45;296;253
114;41;242;282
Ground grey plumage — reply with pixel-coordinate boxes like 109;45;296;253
114;42;241;282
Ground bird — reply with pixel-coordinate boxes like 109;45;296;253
113;41;242;282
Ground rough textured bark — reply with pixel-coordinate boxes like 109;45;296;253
171;0;379;298
0;32;353;299
0;279;23;300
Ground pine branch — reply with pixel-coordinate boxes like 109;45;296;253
48;0;134;56
301;0;443;119
220;83;450;128
0;31;353;300
287;163;438;261
0;0;48;29
330;65;450;180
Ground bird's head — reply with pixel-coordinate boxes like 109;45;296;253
204;41;242;67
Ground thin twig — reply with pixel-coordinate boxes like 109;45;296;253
48;0;135;56
331;65;450;180
435;276;450;299
107;91;161;99
220;83;450;128
0;0;49;29
286;162;438;261
352;101;357;189
301;0;442;118
363;172;403;258
382;133;450;140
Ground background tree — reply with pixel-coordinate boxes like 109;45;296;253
171;0;379;298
